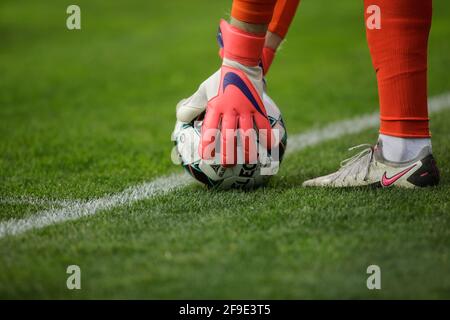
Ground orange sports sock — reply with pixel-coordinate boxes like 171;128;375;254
231;0;277;25
269;0;300;38
365;0;432;138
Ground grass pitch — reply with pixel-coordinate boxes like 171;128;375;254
0;0;449;299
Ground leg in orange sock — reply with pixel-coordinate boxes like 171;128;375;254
365;0;432;139
365;0;432;162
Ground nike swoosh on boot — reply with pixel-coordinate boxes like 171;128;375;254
381;164;416;187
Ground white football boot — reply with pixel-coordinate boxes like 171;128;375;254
302;141;440;188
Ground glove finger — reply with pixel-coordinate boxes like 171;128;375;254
261;47;275;76
200;107;220;161
220;111;238;167
238;113;257;164
254;113;274;151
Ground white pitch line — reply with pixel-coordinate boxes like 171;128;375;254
0;196;83;208
0;174;191;237
1;92;449;238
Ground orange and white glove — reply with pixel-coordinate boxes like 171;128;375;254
176;20;273;166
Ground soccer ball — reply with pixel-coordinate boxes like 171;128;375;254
172;93;287;190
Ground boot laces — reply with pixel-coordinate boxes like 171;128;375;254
336;144;374;181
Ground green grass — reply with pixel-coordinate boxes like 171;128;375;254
0;0;449;299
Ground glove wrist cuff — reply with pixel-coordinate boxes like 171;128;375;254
220;19;265;67
261;46;275;75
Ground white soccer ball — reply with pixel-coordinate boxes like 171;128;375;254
172;93;287;190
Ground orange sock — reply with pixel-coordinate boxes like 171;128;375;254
231;0;277;25
365;0;432;138
269;0;300;38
